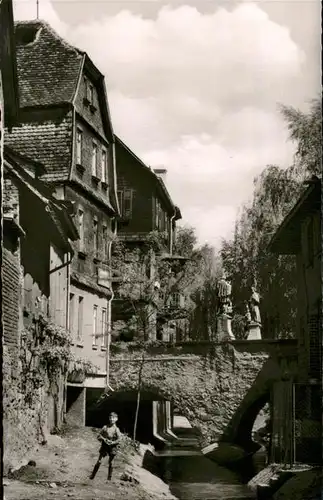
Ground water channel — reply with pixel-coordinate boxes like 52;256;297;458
159;453;257;500
145;445;267;500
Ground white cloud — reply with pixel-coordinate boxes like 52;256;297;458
13;0;67;34
13;0;309;247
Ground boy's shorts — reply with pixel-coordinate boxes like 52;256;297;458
100;443;118;459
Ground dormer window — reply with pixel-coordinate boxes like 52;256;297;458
83;77;90;106
89;84;94;105
89;84;97;113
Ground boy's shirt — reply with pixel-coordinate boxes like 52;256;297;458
99;424;121;445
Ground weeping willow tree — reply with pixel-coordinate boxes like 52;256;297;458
221;97;321;339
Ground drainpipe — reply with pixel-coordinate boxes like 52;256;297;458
49;249;73;423
105;218;118;388
65;251;72;331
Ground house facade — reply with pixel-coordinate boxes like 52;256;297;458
5;20;119;424
113;137;188;342
269;176;321;464
3;144;79;471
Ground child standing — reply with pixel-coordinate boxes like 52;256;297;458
90;412;122;481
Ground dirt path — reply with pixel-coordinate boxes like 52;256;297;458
3;425;176;500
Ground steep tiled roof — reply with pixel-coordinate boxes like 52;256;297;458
4;148;78;252
5;111;73;181
15;20;82;107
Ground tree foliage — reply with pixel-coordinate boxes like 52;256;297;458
280;97;321;177
111;229;202;341
221;97;321;339
111;226;224;342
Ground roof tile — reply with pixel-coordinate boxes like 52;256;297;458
15;20;83;108
5;112;73;181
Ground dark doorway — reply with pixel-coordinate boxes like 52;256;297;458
66;385;85;426
85;388;105;426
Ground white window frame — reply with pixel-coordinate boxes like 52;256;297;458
92;141;98;177
93;217;98;256
101;148;107;183
101;308;107;347
69;293;75;336
102;224;108;260
78;208;84;251
93;305;98;346
77;296;84;342
76;128;83;165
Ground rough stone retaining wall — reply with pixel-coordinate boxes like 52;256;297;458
2;345;47;473
109;343;269;445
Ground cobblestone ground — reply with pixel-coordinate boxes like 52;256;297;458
3;425;175;500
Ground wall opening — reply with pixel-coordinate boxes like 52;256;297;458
234;392;270;450
86;389;165;445
66;385;85;426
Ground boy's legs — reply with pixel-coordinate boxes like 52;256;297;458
107;448;116;480
90;452;104;480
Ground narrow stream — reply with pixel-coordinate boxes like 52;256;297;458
160;453;257;500
143;448;267;500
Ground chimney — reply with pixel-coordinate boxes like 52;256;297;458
153;168;167;184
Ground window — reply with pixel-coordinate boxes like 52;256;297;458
76;128;82;165
123;189;132;218
170;292;180;308
101;308;107;347
102;225;108;260
93;305;98;346
101;149;107;183
92;142;98;176
77;296;84;342
93;217;98;256
89;84;94;105
78;209;84;251
83;77;88;101
117;189;133;218
69;293;75;335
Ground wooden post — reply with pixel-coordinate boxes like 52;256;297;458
133;353;145;443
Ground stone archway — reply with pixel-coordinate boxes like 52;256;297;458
233;391;270;449
220;358;282;449
86;387;169;445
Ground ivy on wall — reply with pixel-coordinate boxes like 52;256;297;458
20;315;97;407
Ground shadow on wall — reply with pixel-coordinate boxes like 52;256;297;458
85;389;164;445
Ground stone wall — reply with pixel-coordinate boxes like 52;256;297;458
109;342;269;445
2;345;49;473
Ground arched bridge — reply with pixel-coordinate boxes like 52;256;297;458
87;339;298;453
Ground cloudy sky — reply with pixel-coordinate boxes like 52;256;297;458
13;0;321;248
